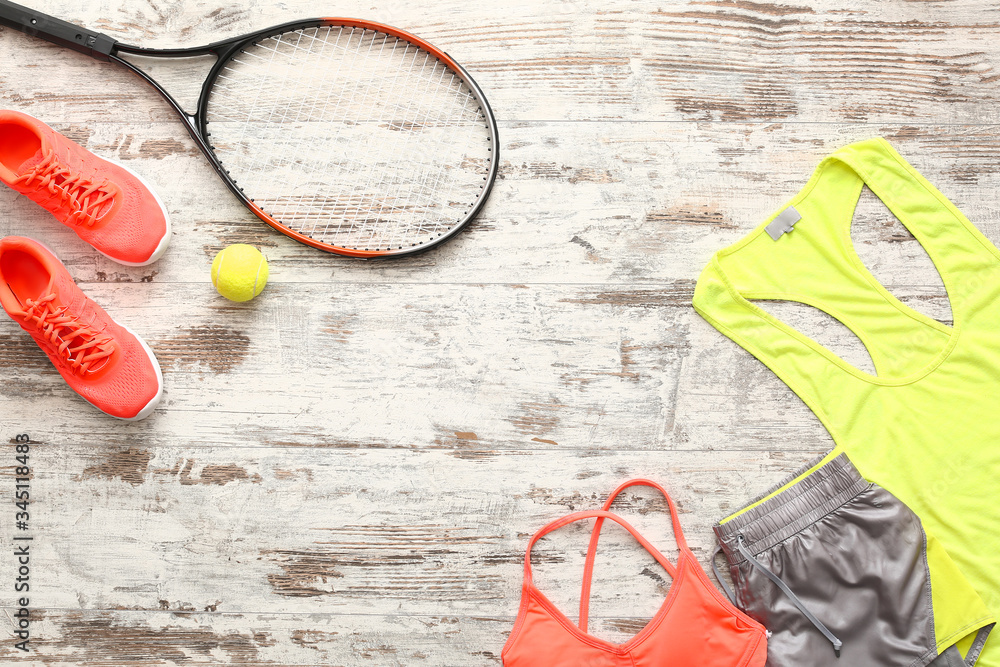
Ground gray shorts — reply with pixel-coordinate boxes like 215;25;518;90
714;453;993;667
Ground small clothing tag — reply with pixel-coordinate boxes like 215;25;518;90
765;206;802;241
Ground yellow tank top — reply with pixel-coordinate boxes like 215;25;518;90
694;138;999;663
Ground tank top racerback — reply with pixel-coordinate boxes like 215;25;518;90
694;138;1000;664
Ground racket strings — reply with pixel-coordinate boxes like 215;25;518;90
232;30;480;213
205;24;492;251
228;30;480;238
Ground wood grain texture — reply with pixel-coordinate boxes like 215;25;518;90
0;0;996;664
0;447;815;664
3;0;1000;124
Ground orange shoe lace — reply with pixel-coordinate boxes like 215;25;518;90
22;293;115;374
13;151;115;227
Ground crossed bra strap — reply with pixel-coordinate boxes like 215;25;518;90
577;479;688;632
523;507;676;583
505;479;687;634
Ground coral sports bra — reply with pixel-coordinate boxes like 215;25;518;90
502;479;768;667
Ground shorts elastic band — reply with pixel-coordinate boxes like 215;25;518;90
715;454;870;564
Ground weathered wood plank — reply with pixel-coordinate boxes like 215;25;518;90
2;1;1000;124
0;282;842;450
0;445;822;663
0;610;507;666
1;122;997;287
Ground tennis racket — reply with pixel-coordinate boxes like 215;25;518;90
0;1;500;257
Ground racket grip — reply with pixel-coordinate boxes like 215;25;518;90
0;0;116;60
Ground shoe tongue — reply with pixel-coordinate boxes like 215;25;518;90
42;274;58;302
15;148;46;176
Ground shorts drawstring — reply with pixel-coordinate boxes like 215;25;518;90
736;534;843;658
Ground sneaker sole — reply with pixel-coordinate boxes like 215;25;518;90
34;239;164;421
71;323;163;421
118;323;164;421
97;157;172;267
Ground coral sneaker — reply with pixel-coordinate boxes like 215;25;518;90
0;110;170;266
0;236;163;420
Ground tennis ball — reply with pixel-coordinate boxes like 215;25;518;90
211;244;269;302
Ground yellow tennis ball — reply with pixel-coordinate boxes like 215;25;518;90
211;244;269;302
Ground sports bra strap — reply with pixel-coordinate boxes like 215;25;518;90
578;479;687;632
523;510;677;597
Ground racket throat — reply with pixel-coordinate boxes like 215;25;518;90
116;51;219;118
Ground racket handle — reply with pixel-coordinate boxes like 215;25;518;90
0;0;116;60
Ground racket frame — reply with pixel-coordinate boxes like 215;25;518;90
0;2;500;257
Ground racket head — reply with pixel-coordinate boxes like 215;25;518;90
193;19;499;258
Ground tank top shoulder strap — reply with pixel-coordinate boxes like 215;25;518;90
693;138;1000;415
577;479;688;633
832;138;1000;283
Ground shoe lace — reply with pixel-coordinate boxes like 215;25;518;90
13;151;115;227
21;293;115;374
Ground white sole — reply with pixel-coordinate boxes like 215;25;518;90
32;240;164;421
72;324;164;422
95;157;172;267
118;323;164;421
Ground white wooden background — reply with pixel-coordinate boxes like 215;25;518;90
0;0;994;664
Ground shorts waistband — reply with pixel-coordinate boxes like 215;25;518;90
715;453;871;565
